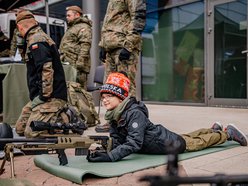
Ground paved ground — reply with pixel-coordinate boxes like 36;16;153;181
0;104;248;185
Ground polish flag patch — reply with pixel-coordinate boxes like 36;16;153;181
32;44;39;49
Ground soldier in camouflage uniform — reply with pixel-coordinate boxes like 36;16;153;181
9;28;18;57
9;9;25;59
9;28;24;60
95;0;146;133
99;0;146;97
0;26;10;57
60;6;92;90
15;10;69;138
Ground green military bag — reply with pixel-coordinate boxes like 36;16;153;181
67;81;100;127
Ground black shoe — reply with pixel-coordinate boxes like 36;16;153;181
211;122;223;131
225;124;248;146
95;123;110;133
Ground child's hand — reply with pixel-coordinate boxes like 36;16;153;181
86;151;112;162
88;143;103;152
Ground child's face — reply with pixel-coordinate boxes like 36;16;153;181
101;93;122;110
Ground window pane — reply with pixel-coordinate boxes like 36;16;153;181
142;1;204;102
214;0;247;98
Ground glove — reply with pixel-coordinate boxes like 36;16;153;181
86;151;112;162
99;48;107;62
31;96;44;109
119;48;131;61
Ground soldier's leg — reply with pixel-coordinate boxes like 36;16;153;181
15;102;32;136
95;50;117;133
104;51;117;83
181;129;228;151
116;49;139;97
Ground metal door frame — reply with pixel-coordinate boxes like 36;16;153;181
206;0;248;107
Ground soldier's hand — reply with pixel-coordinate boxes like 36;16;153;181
119;48;131;61
99;47;107;62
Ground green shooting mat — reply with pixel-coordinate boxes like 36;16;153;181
34;141;239;184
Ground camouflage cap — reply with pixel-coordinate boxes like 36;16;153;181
66;6;82;15
15;8;26;16
16;10;35;24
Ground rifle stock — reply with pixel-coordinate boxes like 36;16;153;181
0;135;110;177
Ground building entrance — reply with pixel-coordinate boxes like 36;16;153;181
207;0;248;106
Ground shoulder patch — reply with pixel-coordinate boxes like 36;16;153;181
32;44;39;50
80;28;85;32
132;122;138;129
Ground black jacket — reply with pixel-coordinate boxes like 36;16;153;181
24;25;67;101
108;97;186;161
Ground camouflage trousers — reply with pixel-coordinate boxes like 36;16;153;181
181;128;228;152
104;48;140;97
15;98;68;138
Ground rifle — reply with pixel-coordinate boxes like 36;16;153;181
140;174;248;186
0;135;110;178
140;140;248;186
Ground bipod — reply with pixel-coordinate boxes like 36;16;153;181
0;144;15;177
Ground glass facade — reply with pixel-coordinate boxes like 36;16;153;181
214;0;247;99
142;1;205;103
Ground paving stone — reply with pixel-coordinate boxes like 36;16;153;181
43;175;75;186
83;176;118;185
25;169;52;185
1;105;248;185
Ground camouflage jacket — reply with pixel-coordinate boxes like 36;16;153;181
99;0;146;52
0;31;10;57
24;25;67;102
60;16;92;74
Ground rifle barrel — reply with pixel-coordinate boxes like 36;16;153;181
0;138;58;143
